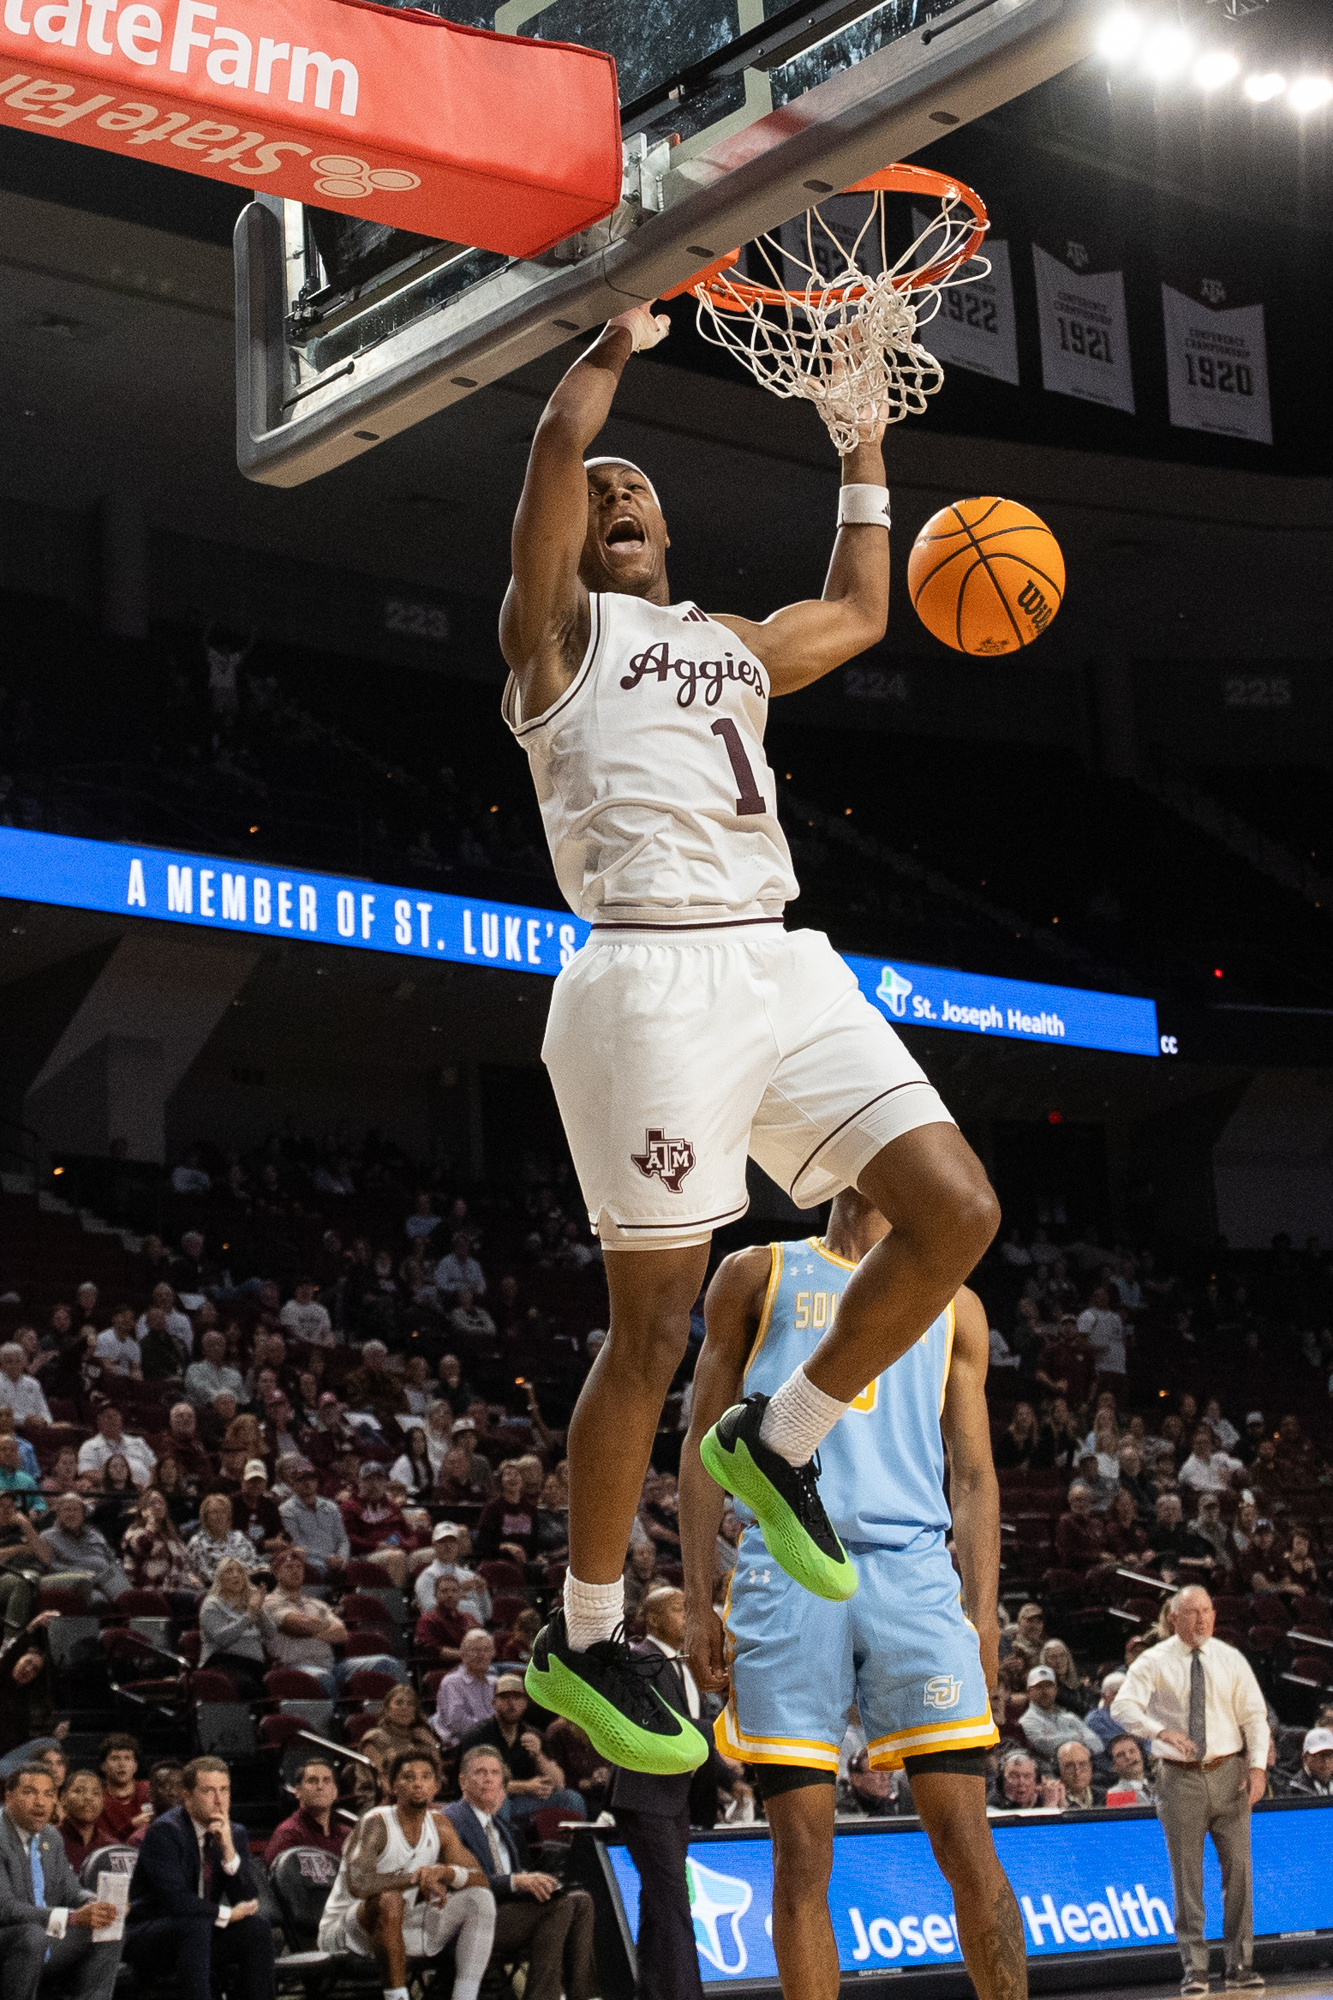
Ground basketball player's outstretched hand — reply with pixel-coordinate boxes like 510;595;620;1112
607;304;672;352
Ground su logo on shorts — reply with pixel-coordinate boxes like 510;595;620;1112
923;1674;963;1709
630;1127;696;1193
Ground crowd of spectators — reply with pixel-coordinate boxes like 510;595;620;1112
1;1172;1331;2000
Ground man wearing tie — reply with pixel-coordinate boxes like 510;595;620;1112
123;1756;273;2000
1113;1586;1268;1998
0;1762;121;2000
609;1587;733;2000
445;1747;596;2000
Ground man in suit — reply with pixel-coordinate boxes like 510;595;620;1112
123;1755;274;2000
0;1761;121;2000
445;1746;596;2000
610;1587;734;2000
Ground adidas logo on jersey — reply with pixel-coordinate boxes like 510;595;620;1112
630;1127;696;1193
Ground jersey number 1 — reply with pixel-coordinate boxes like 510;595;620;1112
711;718;766;817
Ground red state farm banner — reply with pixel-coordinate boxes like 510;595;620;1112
0;0;621;257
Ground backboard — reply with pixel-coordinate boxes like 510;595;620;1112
236;0;1104;485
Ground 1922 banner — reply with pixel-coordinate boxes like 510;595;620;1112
912;212;1019;385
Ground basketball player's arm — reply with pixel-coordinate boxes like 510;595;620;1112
680;1247;770;1693
940;1285;1002;1698
342;1812;430;1901
427;1815;489;1896
711;436;890;693
500;305;670;714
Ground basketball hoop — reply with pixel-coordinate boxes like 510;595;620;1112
662;164;989;454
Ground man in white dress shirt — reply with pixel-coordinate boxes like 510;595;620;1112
93;1307;143;1379
0;1346;51;1426
1112;1586;1267;1996
76;1407;156;1488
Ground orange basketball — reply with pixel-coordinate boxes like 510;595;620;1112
907;497;1065;655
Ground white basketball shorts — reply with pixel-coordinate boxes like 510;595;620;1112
542;923;954;1248
322;1886;493;1961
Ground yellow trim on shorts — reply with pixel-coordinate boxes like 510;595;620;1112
715;1701;840;1770
939;1295;956;1415
865;1710;1000;1771
742;1242;784;1376
808;1235;857;1272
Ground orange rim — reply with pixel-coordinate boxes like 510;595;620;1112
659;163;988;312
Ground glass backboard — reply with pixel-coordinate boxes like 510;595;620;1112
235;0;1102;485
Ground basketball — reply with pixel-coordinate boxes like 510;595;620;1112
908;497;1065;655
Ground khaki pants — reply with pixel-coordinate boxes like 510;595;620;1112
1157;1753;1253;1976
491;1888;595;2000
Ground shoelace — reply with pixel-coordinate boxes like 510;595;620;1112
587;1624;682;1728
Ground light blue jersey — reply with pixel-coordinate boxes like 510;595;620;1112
718;1237;997;1772
740;1236;954;1550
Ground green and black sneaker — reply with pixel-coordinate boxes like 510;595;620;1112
700;1392;857;1602
525;1610;711;1776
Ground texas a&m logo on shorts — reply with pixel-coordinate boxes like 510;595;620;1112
923;1674;962;1709
630;1128;696;1194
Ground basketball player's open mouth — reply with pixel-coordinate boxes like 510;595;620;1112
605;517;645;551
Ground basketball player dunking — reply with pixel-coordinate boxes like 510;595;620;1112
682;1190;1024;2000
504;303;1000;1775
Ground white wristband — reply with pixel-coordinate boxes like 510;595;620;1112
838;483;891;528
450;1866;470;1889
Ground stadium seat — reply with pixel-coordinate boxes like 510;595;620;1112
37;1586;89;1616
489;1593;530;1631
342;1630;401;1658
266;1668;330;1702
47;1615;101;1671
269;1846;378;1991
258;1713;307;1751
344;1711;381;1745
343;1668;397;1703
340;1593;395;1630
196;1699;259;1756
477;1560;526;1591
79;1846;139;1888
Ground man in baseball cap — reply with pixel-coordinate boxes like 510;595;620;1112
1020;1663;1106;1766
234;1457;285;1555
455;1674;585;1825
1293;1728;1333;1797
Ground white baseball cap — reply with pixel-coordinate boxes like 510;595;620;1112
1303;1728;1333;1755
1027;1665;1057;1687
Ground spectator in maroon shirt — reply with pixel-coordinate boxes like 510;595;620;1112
263;1757;347;1866
149;1402;214;1485
1055;1481;1111;1570
340;1461;411;1587
476;1461;539;1563
414;1572;479;1665
1035;1316;1095;1411
57;1771;107;1871
128;1760;186;1846
95;1733;150;1841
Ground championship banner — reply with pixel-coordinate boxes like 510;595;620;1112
0;0;622;257
1032;241;1134;414
912;211;1018;385
1161;278;1272;446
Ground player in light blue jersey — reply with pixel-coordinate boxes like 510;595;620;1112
680;1189;1025;2000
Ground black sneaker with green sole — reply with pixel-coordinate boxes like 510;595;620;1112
700;1392;857;1601
524;1610;711;1775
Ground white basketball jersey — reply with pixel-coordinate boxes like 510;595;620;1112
321;1805;440;1929
502;593;798;924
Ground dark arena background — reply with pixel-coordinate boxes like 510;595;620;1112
1;0;1332;1994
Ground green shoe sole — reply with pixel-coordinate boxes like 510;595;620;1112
524;1652;710;1775
700;1421;858;1603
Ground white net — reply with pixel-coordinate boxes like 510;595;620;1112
692;186;990;454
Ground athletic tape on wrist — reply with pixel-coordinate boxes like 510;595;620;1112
838;484;891;528
450;1866;471;1889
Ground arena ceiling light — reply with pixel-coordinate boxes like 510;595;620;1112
1244;70;1287;100
1096;9;1144;62
1288;75;1333;113
1142;24;1193;79
1193;50;1240;88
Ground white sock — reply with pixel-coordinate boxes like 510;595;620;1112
385;1987;409;2000
563;1571;625;1651
758;1366;850;1467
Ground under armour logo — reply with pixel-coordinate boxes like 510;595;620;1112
1200;277;1227;306
630;1128;696;1194
746;1568;772;1584
310;155;421;200
1065;240;1090;270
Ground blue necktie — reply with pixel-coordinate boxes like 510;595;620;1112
30;1836;50;1962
